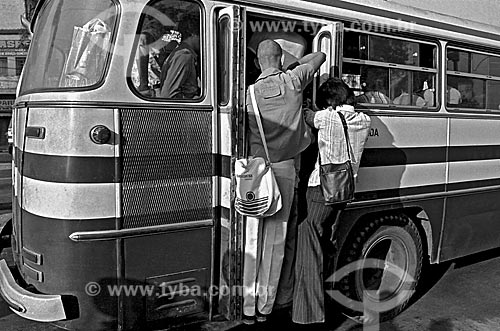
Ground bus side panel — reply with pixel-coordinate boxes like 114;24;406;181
355;115;447;257
441;117;500;260
21;210;119;330
18;106;119;329
123;229;212;328
336;197;446;264
119;107;214;327
357;115;448;198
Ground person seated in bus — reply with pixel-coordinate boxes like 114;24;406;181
356;69;391;104
393;88;426;106
447;85;461;106
420;78;435;107
159;14;200;99
293;77;371;326
243;39;325;325
134;13;176;97
457;79;482;108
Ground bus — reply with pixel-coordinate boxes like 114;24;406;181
1;0;500;329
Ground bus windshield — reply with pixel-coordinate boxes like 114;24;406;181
19;0;117;95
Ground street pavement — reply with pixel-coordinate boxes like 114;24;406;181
2;243;500;330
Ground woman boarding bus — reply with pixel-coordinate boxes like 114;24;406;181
2;0;500;329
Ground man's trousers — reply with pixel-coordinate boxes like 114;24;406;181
243;159;296;316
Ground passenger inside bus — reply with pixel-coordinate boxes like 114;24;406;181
447;76;483;108
159;12;201;99
356;68;391;104
132;1;181;96
131;1;201;99
391;69;426;106
457;78;483;108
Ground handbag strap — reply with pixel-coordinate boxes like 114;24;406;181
337;111;352;161
249;84;271;163
318;109;352;165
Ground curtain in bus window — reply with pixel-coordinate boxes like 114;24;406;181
61;18;111;87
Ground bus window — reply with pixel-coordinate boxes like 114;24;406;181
447;47;500;111
19;0;117;94
343;30;437;109
447;76;485;109
217;15;231;105
130;0;202;100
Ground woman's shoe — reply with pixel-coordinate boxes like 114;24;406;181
242;315;255;325
256;311;267;323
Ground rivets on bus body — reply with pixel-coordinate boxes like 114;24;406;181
90;125;111;144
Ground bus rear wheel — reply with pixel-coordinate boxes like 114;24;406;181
334;214;423;322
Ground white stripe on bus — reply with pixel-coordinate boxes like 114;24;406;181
22;176;118;220
450;118;500;145
23;107;115;157
221;176;231;209
365;117;447;149
449;159;500;183
220;112;232;157
357;163;447;192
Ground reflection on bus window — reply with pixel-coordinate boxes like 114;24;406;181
131;0;202;100
447;47;500;111
343;30;437;109
19;0;117;94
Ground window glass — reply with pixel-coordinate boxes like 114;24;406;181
0;58;7;76
15;57;25;76
447;76;485;109
446;47;500;111
413;71;435;107
447;49;469;72
217;16;230;105
343;31;360;59
344;32;436;68
131;0;202;100
448;49;500;78
470;53;500;77
19;0;116;94
369;36;419;66
317;33;331;87
486;81;500;110
343;63;436;107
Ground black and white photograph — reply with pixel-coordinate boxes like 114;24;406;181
0;0;500;330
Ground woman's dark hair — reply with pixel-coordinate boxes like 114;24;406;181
316;77;356;109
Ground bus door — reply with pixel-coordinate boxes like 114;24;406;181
313;22;344;100
215;5;246;320
118;3;214;327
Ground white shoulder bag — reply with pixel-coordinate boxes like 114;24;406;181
234;85;282;218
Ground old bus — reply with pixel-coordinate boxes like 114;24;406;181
1;0;500;329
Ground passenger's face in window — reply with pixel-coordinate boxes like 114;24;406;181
458;83;473;99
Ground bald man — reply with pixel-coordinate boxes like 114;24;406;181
243;39;325;324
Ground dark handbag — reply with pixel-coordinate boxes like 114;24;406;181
319;111;355;205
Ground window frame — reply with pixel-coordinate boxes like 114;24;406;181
128;0;206;103
342;28;440;111
446;45;500;113
18;0;119;96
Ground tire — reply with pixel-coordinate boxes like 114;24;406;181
333;214;423;322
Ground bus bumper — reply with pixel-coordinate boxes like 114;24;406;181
0;259;66;322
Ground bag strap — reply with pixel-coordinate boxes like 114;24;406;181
318;109;352;166
249;84;272;163
337;111;352;161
